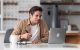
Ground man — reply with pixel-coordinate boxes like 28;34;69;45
10;6;49;44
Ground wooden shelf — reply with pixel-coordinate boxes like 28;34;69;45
19;10;28;13
3;18;18;20
3;2;18;5
59;11;80;15
40;2;80;5
66;33;80;37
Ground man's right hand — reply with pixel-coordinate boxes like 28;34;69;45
21;33;32;40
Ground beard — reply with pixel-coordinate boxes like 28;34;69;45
35;19;41;23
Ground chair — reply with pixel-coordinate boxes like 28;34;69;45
4;28;14;43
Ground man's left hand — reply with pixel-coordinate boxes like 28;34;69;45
32;39;41;44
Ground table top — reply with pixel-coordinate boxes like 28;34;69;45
3;43;80;48
3;43;80;50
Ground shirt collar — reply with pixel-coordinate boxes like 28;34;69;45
27;18;31;25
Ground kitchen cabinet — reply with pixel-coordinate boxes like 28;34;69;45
66;33;80;44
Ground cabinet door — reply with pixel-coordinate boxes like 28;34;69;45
41;5;55;30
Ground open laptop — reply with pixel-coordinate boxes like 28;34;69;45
48;28;66;44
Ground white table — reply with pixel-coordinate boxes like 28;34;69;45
3;43;80;50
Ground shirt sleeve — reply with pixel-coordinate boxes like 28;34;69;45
41;21;49;43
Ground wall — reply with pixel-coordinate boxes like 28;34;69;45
3;0;40;31
59;5;80;30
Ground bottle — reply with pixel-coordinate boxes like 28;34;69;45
67;24;71;31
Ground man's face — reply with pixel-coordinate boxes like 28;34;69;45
30;11;42;24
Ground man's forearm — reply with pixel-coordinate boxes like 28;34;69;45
10;35;19;43
18;34;29;41
40;33;48;43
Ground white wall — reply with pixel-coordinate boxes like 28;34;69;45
69;16;80;29
59;5;80;30
3;0;40;31
18;0;40;20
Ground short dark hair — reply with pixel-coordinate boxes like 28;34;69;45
29;6;42;15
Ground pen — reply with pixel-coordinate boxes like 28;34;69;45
25;30;28;33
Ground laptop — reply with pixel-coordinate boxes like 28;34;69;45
48;28;66;44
